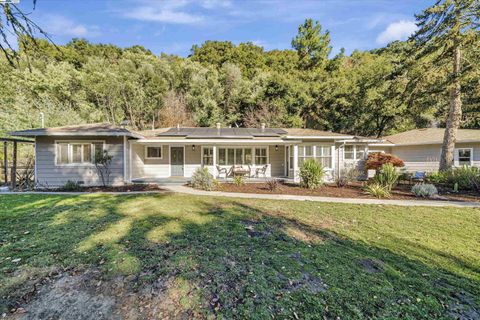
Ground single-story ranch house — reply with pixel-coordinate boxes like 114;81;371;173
9;124;480;187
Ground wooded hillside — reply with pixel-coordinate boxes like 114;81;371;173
0;18;478;137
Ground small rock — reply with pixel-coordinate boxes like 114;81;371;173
12;258;22;263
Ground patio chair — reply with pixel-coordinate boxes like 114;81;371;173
411;171;426;184
255;164;268;178
216;165;228;179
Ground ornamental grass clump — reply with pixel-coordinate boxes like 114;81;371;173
373;163;399;192
191;167;214;191
299;159;325;189
233;175;245;186
363;183;391;198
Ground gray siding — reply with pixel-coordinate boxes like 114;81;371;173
35;136;125;187
131;144;170;179
391;143;480;172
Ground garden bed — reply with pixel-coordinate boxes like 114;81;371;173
37;184;165;193
216;182;480;202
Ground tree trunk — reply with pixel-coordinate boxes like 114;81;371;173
439;46;462;171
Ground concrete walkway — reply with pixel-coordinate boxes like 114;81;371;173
164;185;480;208
2;186;480;208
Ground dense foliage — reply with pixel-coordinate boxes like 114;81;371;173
0;11;478;138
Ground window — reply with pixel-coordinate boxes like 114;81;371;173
255;148;267;165
298;146;313;166
219;148;226;165
146;146;162;159
218;148;254;165
315;146;332;168
456;148;473;166
344;145;366;161
56;141;103;165
202;147;213;165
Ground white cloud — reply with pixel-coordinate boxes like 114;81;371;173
201;0;232;9
376;20;417;45
40;15;95;37
124;1;204;24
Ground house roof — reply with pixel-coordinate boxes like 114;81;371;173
9;123;142;138
280;128;353;138
8;123;385;142
150;127;287;139
384;128;480;145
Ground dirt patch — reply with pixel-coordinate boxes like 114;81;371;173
7;269;207;320
216;182;480;202
37;184;165;193
357;258;385;274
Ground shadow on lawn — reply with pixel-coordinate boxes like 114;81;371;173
0;193;479;319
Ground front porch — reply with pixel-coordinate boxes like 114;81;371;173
129;141;300;182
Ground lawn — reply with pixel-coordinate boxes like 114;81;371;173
0;193;479;319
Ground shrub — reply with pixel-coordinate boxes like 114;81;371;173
63;180;81;191
365;153;404;171
447;166;480;191
191;167;214;190
233;175;245;186
363;183;390;198
299;159;325;189
266;178;279;191
411;183;438;198
427;171;449;184
94;150;113;187
336;165;360;187
373;163;399;192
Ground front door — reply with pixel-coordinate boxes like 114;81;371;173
170;147;184;176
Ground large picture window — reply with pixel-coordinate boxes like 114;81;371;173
344;145;366;161
218;148;256;166
56;141;103;165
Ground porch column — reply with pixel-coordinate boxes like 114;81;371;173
3;142;7;184
293;144;300;183
212;145;217;178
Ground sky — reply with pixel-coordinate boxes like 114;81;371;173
14;0;429;56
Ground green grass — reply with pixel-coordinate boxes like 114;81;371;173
1;193;479;319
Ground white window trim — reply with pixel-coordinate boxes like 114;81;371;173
293;144;334;170
454;148;473;166
55;140;105;166
217;147;256;166
145;145;163;159
343;144;366;161
201;146;214;166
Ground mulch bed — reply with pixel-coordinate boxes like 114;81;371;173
38;184;165;193
217;182;480;203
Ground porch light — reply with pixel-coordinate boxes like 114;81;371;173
275;145;278;151
192;145;195;151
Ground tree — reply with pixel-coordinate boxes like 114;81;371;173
0;1;51;65
291;19;331;70
94;149;113;187
413;0;480;170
